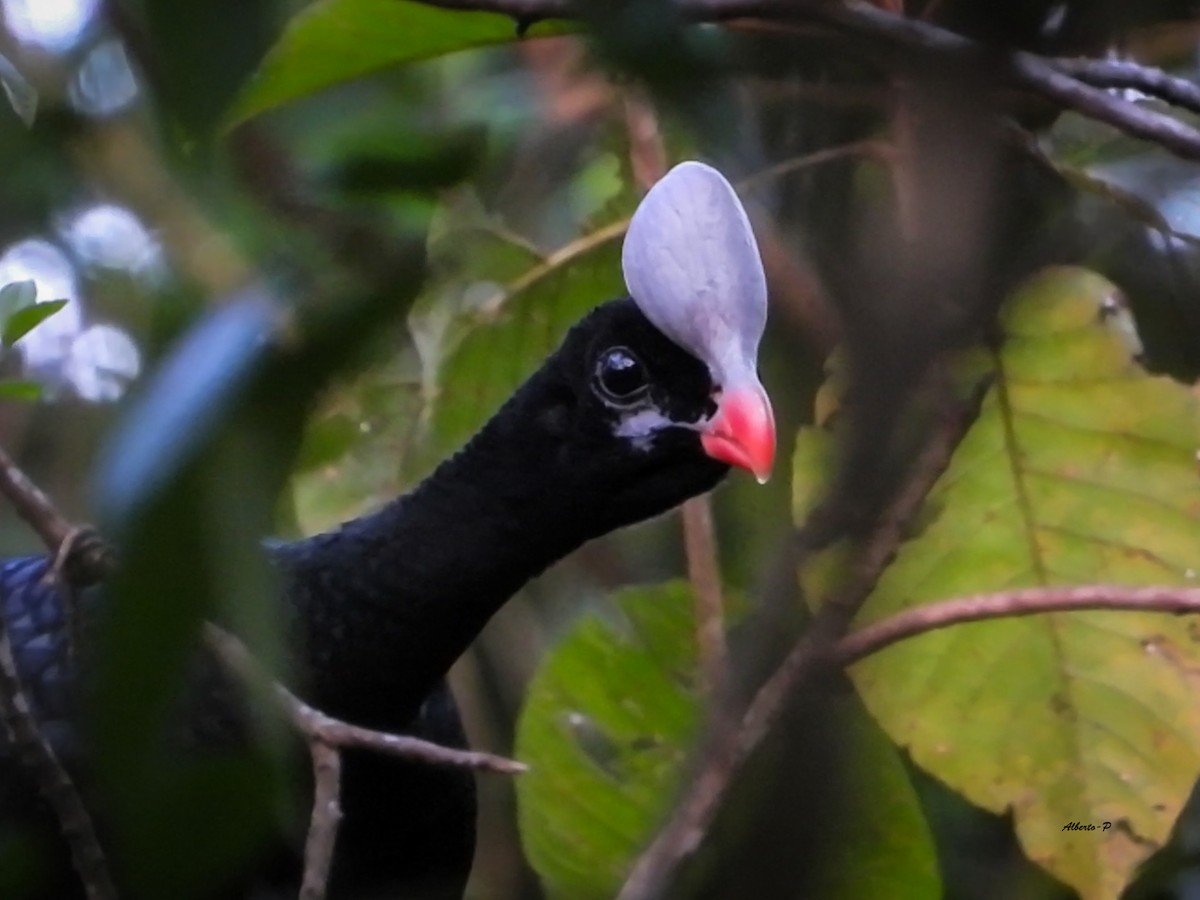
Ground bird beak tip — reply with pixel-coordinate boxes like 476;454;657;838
699;385;775;484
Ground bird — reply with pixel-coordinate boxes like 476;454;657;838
0;161;775;899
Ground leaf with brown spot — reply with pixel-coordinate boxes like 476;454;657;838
804;267;1200;899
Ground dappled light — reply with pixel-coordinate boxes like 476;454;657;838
0;236;140;401
1;0;97;53
69;38;140;117
59;203;163;281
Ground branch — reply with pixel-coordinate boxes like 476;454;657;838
0;446;112;584
620;91;732;701
618;379;975;900
835;585;1200;665
0;440;524;900
681;497;729;701
1054;57;1200;117
0;620;116;900
202;625;527;772
300;742;342;900
202;624;526;899
408;0;1200;160
0;450;117;900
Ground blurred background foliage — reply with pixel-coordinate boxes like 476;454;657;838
4;0;1200;898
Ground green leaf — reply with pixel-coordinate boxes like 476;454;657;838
291;359;425;533
2;299;67;348
229;0;570;125
0;52;37;126
516;582;939;899
0;279;37;320
516;583;703;899
424;216;629;466
819;266;1200;898
288;184;624;532
294;412;365;474
0;379;42;402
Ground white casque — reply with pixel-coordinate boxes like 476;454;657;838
621;161;768;399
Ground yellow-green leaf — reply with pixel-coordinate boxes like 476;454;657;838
831;266;1200;899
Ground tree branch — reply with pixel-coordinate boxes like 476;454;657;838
0;447;112;584
618;379;976;900
681;497;729;701
0;617;116;900
1054;57;1200;117
300;741;343;900
835;585;1200;665
0;441;525;900
201;624;527;776
202;624;525;898
0;449;117;900
408;0;1200;160
620;90;732;702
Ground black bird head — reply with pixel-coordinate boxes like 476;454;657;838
524;297;729;536
622;160;775;484
493;161;775;540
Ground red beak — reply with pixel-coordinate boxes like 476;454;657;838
700;385;776;483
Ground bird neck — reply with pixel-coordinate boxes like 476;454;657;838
282;368;591;724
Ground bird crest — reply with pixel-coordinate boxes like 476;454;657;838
621;161;768;397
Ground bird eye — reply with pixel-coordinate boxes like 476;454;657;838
594;347;649;405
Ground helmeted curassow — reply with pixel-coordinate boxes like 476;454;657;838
0;162;775;899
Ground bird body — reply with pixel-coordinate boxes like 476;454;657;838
0;163;774;898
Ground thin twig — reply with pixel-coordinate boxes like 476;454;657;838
202;624;526;899
201;625;527;774
0;448;118;899
300;742;342;900
1054;57;1200;116
738;138;894;191
621;89;669;192
0;434;525;900
742;381;974;745
618;383;976;900
0;445;78;553
835;585;1200;665
0;622;117;900
408;0;1200;160
0;446;113;587
45;527;98;662
681;498;729;700
620;91;732;702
